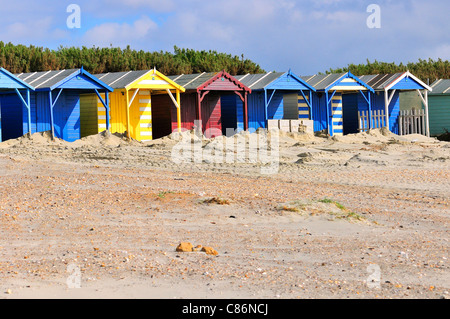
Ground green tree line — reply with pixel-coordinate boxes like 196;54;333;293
0;42;265;75
326;58;450;83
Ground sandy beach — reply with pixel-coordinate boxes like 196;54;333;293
0;128;448;299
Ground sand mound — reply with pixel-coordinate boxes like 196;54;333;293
396;134;439;144
330;127;438;145
0;131;70;148
70;131;140;148
331;128;396;144
0;131;143;149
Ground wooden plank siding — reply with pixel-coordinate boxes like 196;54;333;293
80;94;98;138
331;92;343;135
428;95;450;136
283;93;299;120
202;93;222;137
298;94;311;120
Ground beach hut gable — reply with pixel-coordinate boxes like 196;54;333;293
384;72;432;91
125;69;186;92
198;71;251;93
326;72;374;92
266;71;316;92
0;68;35;90
54;71;113;91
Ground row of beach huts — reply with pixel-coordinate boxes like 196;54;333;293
0;66;448;143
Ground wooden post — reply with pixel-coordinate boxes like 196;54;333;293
197;91;202;134
384;89;390;131
424;90;430;137
176;90;181;133
49;90;55;140
244;91;248;131
105;91;110;132
421;109;425;136
357;111;361;132
125;89;131;139
26;90;31;135
399;110;403;136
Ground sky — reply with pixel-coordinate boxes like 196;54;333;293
0;0;448;75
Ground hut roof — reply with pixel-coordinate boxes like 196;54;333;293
430;79;450;95
301;72;373;92
95;70;149;89
168;71;250;92
235;72;285;90
0;67;34;91
300;73;347;90
358;71;432;92
17;69;79;89
16;68;113;91
167;73;217;90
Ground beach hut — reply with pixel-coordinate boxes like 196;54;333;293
0;68;113;142
0;68;35;142
92;69;186;141
232;70;316;133
166;71;251;137
353;71;432;136
301;72;374;136
428;79;450;137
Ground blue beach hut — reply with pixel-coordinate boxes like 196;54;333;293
0;67;113;142
354;71;432;136
0;68;34;142
231;70;316;133
301;72;375;136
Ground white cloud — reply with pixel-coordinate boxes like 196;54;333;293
82;16;158;47
0;16;69;44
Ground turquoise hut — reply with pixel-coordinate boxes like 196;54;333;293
428;79;450;137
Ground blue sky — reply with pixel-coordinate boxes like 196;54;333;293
0;0;448;74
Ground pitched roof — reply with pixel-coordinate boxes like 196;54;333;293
300;73;347;90
94;70;150;89
167;73;217;90
0;67;34;91
16;68;113;91
235;72;284;90
358;71;432;91
167;71;250;92
358;73;402;90
16;69;79;89
430;79;450;94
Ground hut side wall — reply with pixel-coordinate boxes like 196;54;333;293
429;95;450;136
80;94;99;138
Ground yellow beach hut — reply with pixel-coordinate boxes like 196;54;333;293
86;68;185;141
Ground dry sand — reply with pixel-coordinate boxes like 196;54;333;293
0;128;448;299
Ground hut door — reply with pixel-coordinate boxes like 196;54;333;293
202;94;222;138
342;93;359;134
220;95;237;136
151;94;173;139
